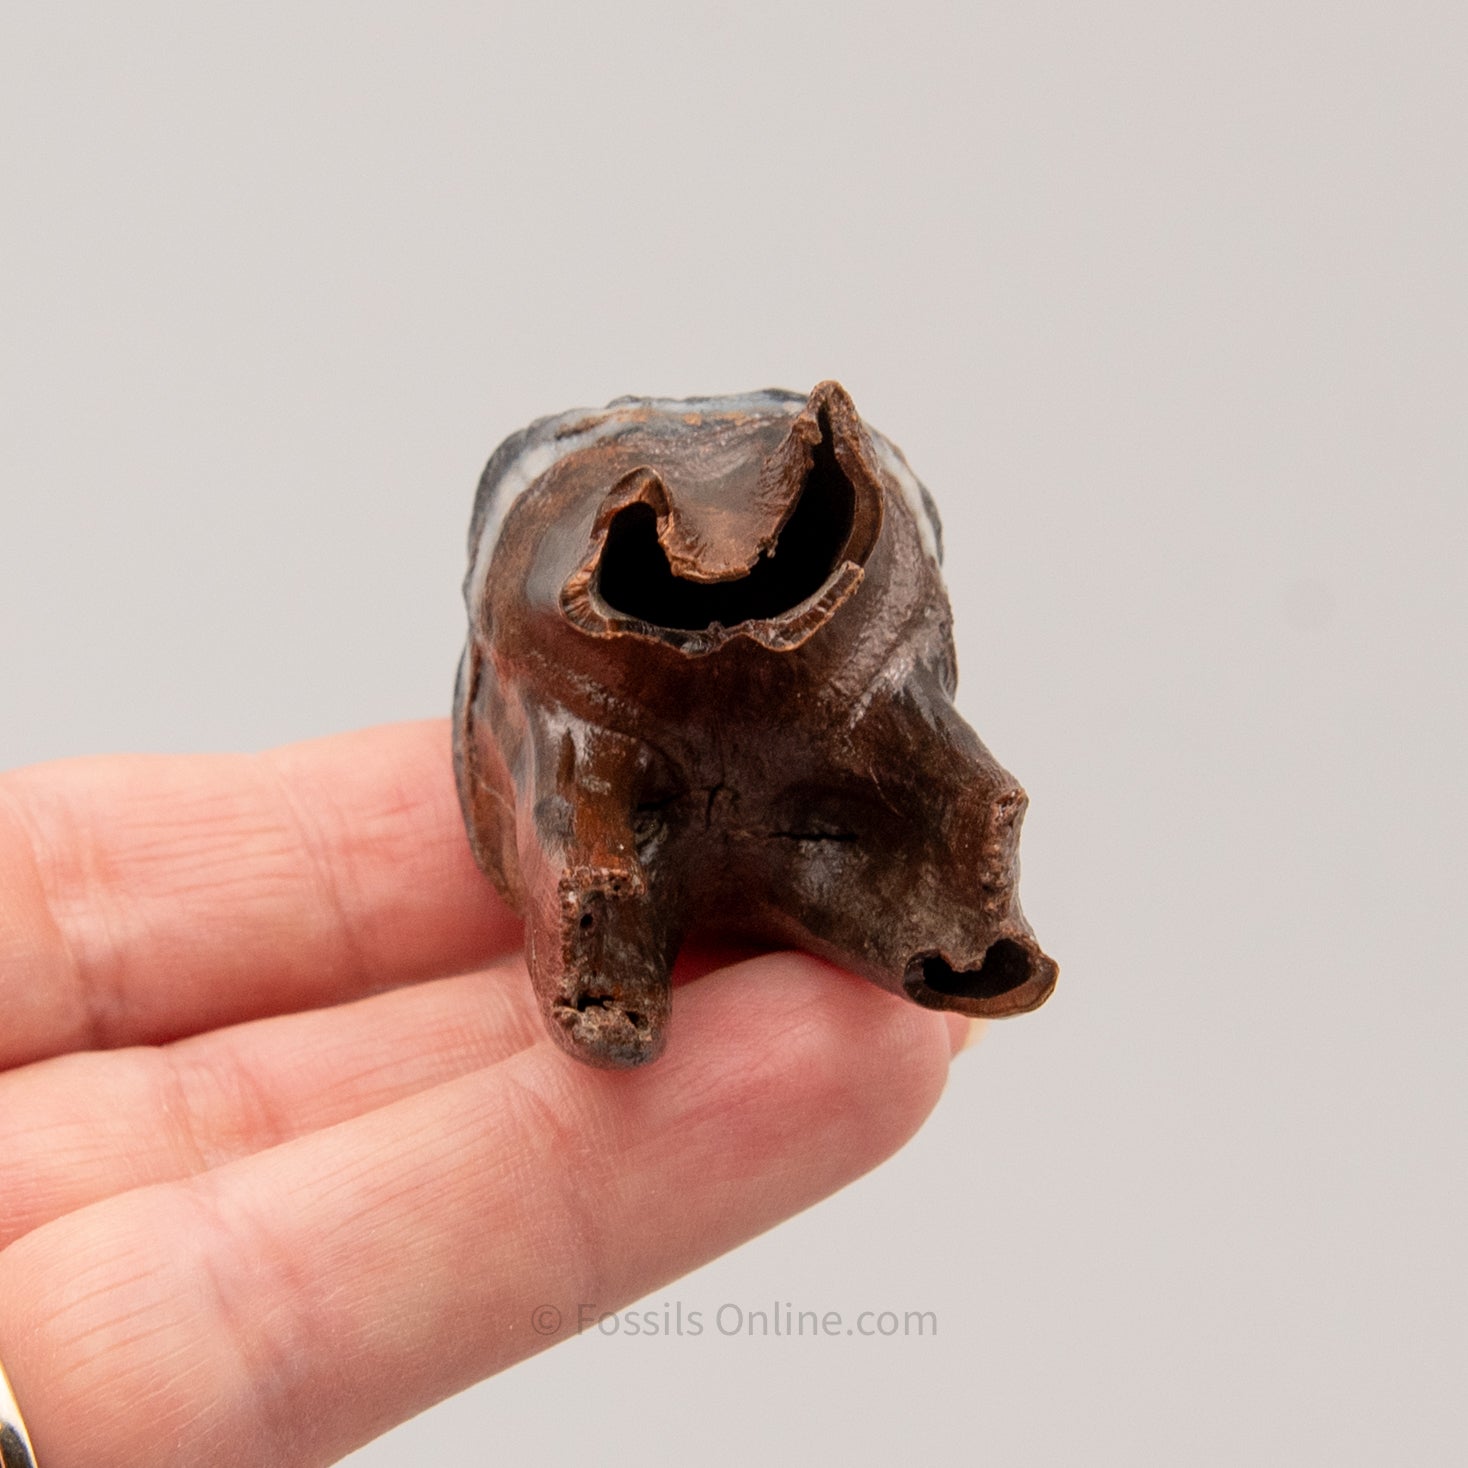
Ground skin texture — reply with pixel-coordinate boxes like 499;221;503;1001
456;381;1057;1066
0;720;973;1468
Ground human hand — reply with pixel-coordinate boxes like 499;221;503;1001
0;721;970;1466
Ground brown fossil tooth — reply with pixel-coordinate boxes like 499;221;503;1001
454;380;1057;1067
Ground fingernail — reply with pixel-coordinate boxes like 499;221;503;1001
958;1018;987;1054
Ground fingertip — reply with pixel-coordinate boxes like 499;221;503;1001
949;1015;988;1055
662;951;958;1184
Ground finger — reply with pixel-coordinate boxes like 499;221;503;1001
0;957;545;1248
0;955;963;1468
0;720;519;1066
0;938;784;1246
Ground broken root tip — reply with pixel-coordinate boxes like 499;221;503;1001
550;994;666;1068
902;938;1058;1018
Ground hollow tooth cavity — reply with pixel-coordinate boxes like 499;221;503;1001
594;406;858;631
916;940;1034;1001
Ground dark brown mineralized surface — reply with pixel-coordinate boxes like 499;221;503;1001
454;381;1057;1067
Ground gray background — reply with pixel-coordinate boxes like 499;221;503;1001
3;3;1464;1463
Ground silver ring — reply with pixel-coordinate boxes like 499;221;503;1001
0;1357;38;1468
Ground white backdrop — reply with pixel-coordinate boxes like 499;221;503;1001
3;4;1464;1463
